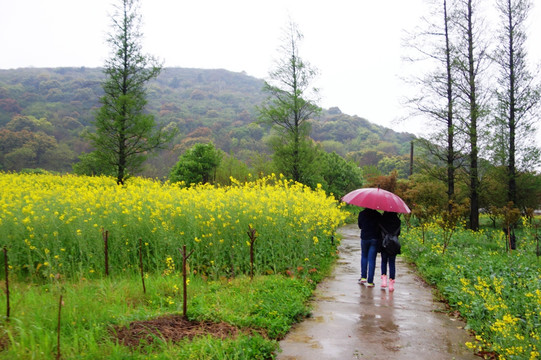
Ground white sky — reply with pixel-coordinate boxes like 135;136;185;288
0;0;540;146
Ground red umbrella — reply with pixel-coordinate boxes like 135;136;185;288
341;188;411;214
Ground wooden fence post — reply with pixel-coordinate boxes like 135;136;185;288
3;247;9;321
139;238;146;294
103;229;109;276
247;226;257;280
56;294;63;360
179;245;194;318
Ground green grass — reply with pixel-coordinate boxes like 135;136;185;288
401;217;541;360
0;270;327;359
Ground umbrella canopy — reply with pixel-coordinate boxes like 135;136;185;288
341;188;411;214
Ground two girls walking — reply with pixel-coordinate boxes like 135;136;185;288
357;209;401;291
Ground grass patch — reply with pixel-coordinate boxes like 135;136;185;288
0;271;324;359
401;217;541;360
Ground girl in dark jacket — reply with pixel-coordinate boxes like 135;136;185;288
357;208;382;287
379;211;401;291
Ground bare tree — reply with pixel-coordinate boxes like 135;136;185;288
492;0;541;205
405;0;465;211
453;0;491;230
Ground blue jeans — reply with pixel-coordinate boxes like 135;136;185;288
360;238;378;284
381;251;396;279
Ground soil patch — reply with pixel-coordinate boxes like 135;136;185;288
113;315;249;347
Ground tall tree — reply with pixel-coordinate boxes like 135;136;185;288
453;0;490;230
441;0;459;211
492;0;540;205
87;0;174;184
257;20;321;184
406;0;464;211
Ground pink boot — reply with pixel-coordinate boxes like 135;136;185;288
381;275;387;288
389;279;395;292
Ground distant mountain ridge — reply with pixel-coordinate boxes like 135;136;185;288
0;67;415;177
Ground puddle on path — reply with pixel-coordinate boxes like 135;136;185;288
277;224;478;360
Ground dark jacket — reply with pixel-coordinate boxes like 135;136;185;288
358;208;382;241
379;212;401;253
380;212;401;235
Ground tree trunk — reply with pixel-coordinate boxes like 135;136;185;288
506;0;517;205
444;0;455;212
466;0;480;231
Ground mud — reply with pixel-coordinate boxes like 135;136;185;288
277;223;478;360
112;315;247;347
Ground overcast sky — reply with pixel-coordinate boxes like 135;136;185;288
1;0;540;146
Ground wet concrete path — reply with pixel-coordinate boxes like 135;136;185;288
277;224;478;360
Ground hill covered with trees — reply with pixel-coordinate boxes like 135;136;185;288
0;67;415;178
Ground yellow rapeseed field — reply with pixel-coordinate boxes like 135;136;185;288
0;172;348;280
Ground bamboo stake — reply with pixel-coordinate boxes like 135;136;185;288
139;238;146;294
179;245;194;318
103;229;109;276
535;223;541;263
56;294;63;360
3;247;9;321
247;225;257;280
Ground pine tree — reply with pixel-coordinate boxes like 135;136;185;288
88;0;175;184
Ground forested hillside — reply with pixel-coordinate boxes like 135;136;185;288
0;67;415;178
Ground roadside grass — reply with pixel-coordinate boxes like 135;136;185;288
0;271;328;359
401;216;541;360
